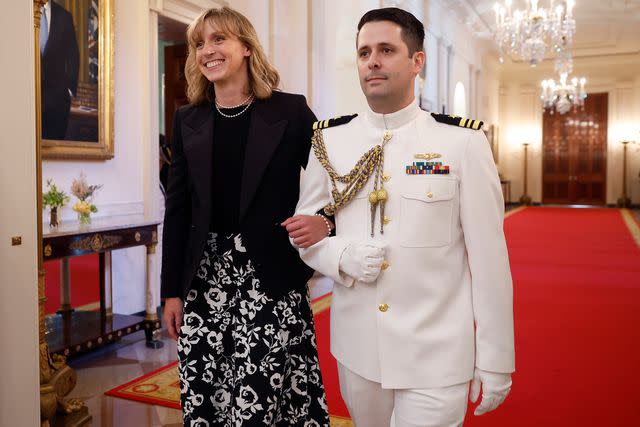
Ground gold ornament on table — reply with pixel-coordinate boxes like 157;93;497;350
312;128;393;237
70;172;102;225
42;179;70;228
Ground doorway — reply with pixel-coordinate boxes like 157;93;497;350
542;92;608;205
158;15;188;146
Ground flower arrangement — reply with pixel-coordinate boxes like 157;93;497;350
70;172;102;225
42;179;69;227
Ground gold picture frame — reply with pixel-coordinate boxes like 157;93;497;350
40;0;114;160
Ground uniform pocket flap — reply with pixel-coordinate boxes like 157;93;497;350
401;179;456;203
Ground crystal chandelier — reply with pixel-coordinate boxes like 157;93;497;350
493;0;576;66
540;72;587;114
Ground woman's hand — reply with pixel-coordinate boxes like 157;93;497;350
163;297;183;341
282;214;333;248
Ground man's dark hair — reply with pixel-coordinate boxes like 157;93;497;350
357;7;425;56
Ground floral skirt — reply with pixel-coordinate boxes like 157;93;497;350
178;232;329;426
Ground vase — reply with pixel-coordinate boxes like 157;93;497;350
49;207;59;228
78;212;91;226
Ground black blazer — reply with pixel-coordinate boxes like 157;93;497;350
41;1;79;139
161;91;317;299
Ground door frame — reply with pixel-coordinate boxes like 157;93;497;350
541;87;617;205
144;0;227;323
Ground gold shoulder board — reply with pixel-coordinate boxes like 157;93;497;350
312;114;358;131
431;113;484;130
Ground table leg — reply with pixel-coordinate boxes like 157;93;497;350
99;251;113;318
145;242;163;348
58;258;73;313
105;251;113;318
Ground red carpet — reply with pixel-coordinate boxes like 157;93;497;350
105;207;640;426
44;254;101;314
463;207;640;426
314;296;351;420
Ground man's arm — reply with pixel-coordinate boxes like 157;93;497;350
459;130;515;373
294;144;355;287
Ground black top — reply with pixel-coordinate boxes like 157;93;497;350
210;104;252;232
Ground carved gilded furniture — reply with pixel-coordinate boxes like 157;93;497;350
43;216;162;359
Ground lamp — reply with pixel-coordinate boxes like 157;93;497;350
617;140;632;208
520;142;532;205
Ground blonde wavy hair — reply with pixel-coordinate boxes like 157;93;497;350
184;7;280;105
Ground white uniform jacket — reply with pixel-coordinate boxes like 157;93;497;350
296;101;515;389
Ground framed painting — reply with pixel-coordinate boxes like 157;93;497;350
39;0;114;160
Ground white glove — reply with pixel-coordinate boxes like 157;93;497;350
470;368;512;416
339;239;386;283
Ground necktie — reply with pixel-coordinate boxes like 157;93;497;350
40;6;48;54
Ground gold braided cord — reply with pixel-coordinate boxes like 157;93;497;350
311;129;383;216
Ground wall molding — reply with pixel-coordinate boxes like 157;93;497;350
149;0;227;24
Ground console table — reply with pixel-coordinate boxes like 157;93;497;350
43;215;163;358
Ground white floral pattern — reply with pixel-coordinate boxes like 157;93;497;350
178;232;329;426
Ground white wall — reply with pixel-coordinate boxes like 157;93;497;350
309;0;379;118
272;0;310;96
232;0;270;54
497;53;640;204
234;0;312;100
422;0;489;118
0;1;41;425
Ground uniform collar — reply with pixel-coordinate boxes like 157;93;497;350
364;98;420;131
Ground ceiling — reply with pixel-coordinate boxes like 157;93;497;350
446;0;640;58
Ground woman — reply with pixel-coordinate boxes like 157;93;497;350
161;7;331;426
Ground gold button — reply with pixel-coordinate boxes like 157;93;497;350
381;260;389;270
382;173;391;182
427;192;433;198
378;303;388;312
383;215;391;225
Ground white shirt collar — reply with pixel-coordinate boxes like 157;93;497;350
364;98;421;131
43;1;51;34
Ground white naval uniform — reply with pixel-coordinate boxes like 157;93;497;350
295;100;514;423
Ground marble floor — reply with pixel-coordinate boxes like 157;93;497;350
66;276;334;427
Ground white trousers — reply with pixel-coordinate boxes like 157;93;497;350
337;363;469;427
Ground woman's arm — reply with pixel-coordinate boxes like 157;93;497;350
282;214;334;248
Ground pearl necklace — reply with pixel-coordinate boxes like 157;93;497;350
215;94;254;118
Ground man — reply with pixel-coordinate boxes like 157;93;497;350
41;0;79;140
292;8;514;426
